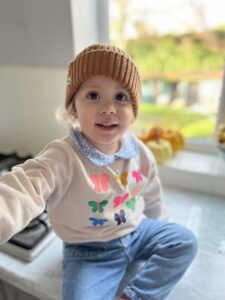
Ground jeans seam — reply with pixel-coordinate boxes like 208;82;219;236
119;238;132;262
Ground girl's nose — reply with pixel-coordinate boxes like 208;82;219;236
100;102;116;114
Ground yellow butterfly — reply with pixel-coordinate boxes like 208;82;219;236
114;172;128;188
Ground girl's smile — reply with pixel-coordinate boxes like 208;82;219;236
73;75;134;155
95;122;119;131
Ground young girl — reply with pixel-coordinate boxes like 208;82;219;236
0;44;197;300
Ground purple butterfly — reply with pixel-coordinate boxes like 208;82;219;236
114;209;126;225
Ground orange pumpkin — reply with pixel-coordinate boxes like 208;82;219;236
138;132;151;143
138;126;164;143
147;126;164;140
162;129;185;152
138;126;185;153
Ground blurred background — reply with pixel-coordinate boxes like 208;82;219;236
0;0;225;156
109;0;225;142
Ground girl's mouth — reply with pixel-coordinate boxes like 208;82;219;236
95;123;119;130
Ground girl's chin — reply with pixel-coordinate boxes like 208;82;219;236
82;131;122;152
91;139;121;153
89;133;120;144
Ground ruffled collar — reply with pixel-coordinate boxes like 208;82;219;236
70;127;138;166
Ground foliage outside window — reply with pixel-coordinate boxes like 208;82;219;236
109;0;225;140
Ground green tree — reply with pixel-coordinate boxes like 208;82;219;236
126;32;225;78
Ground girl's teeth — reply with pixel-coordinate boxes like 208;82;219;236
97;123;117;128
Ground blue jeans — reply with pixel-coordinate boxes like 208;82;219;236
62;218;197;300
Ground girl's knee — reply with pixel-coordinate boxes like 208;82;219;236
176;225;198;259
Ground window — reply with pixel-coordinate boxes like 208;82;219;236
109;0;225;151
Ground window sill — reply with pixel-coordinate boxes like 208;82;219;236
158;150;225;197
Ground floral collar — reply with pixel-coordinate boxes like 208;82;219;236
70;127;138;167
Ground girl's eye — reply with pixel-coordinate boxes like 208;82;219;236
87;91;100;100
115;93;129;102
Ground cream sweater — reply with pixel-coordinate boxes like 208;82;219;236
0;135;167;245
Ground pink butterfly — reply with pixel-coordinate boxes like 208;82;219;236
130;185;143;197
113;193;129;208
132;169;143;183
90;173;110;192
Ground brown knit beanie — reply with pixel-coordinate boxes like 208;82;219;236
65;44;142;118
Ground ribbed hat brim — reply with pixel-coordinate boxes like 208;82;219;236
65;44;142;117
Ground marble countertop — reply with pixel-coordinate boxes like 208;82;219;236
0;236;62;300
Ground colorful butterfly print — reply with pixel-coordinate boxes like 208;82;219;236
114;172;128;188
132;169;143;183
126;197;136;211
113;193;129;208
90;173;110;192
89;217;108;226
88;200;108;213
114;209;126;225
130;185;143;197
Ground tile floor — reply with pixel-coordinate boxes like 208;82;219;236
163;186;225;300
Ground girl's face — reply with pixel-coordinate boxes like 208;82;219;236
73;75;134;154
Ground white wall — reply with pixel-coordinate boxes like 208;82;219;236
0;0;109;155
0;66;68;155
0;0;74;67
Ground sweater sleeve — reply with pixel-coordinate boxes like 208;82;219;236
136;138;168;220
0;140;71;245
142;158;168;220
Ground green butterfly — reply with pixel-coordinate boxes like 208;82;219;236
125;197;136;211
88;200;108;213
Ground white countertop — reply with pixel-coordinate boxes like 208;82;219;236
0;236;62;300
159;150;225;197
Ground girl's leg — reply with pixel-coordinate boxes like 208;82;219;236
62;241;129;300
121;218;198;300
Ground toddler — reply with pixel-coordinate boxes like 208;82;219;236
0;44;197;300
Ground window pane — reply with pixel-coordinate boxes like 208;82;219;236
109;0;225;140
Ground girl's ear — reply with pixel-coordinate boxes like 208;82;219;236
72;99;77;116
